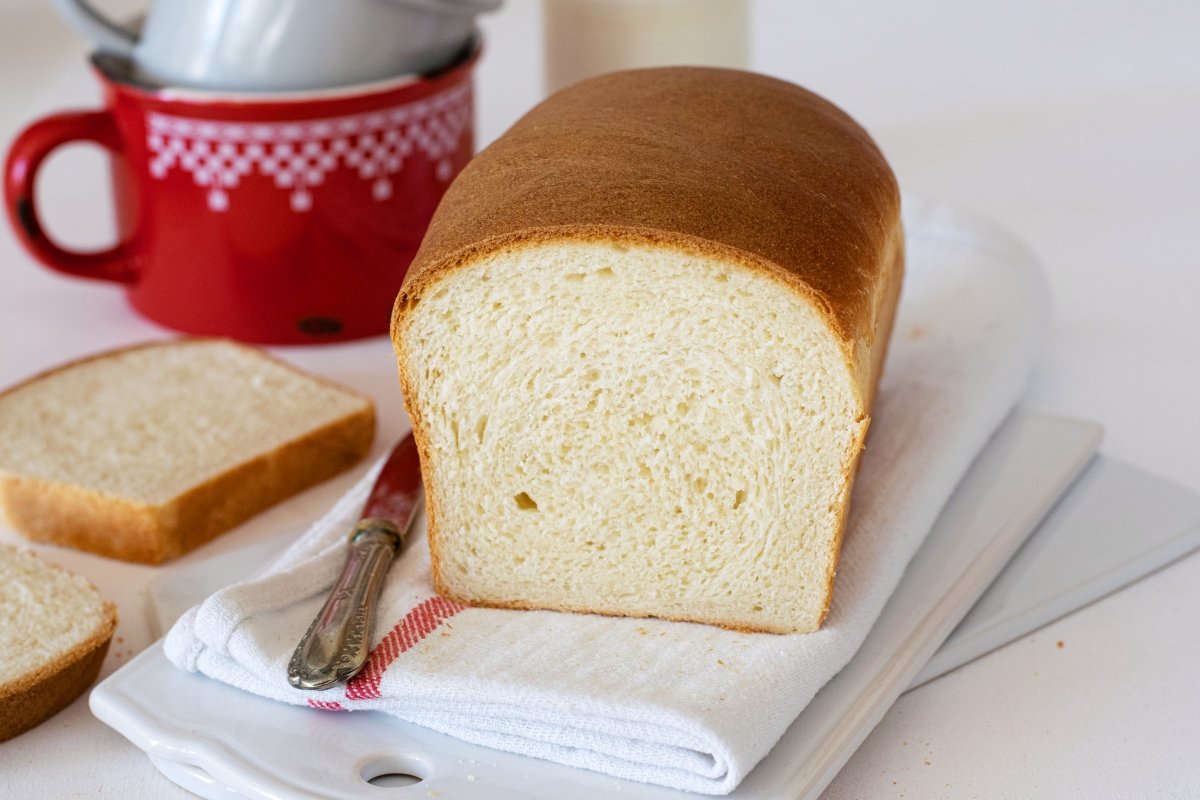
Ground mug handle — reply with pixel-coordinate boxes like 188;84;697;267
4;110;137;284
49;0;138;56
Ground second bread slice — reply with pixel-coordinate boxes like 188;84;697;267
0;339;375;563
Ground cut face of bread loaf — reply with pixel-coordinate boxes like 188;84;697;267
393;68;902;633
0;545;118;741
0;339;375;564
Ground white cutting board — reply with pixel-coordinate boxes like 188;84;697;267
92;409;1168;800
912;452;1200;689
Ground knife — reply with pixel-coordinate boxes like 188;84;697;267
287;433;423;690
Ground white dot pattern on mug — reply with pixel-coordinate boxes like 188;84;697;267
146;83;471;212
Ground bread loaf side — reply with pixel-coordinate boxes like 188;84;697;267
392;68;902;633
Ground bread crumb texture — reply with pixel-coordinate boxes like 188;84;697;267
402;242;864;633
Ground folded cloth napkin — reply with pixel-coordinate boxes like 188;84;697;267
165;197;1048;795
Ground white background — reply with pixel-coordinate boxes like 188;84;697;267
1;1;1198;797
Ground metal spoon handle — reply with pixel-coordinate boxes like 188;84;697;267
287;519;405;690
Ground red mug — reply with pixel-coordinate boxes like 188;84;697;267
4;48;478;343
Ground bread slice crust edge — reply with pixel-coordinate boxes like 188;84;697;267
0;593;117;742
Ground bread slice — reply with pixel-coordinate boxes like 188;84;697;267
392;68;903;633
0;339;375;564
0;544;118;741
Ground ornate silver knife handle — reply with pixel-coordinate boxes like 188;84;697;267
287;519;406;690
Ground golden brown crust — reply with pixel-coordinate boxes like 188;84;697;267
0;599;117;742
0;337;376;564
814;223;906;627
393;67;900;347
0;479;161;563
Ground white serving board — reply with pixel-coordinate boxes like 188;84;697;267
912;453;1200;689
91;410;1113;799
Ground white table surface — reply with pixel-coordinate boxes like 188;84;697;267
2;1;1198;797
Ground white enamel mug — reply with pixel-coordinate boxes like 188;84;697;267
51;0;501;92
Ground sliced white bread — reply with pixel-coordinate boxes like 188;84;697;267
0;339;375;564
0;544;118;741
392;68;903;634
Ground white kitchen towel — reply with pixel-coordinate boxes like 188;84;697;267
164;197;1048;795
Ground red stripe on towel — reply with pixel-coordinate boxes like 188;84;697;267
345;596;466;700
307;699;345;711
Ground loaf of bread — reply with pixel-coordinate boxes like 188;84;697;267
392;68;902;633
0;544;118;741
0;339;375;564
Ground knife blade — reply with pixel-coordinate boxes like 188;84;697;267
287;433;423;690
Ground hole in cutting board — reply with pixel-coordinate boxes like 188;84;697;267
361;754;426;788
369;773;422;788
